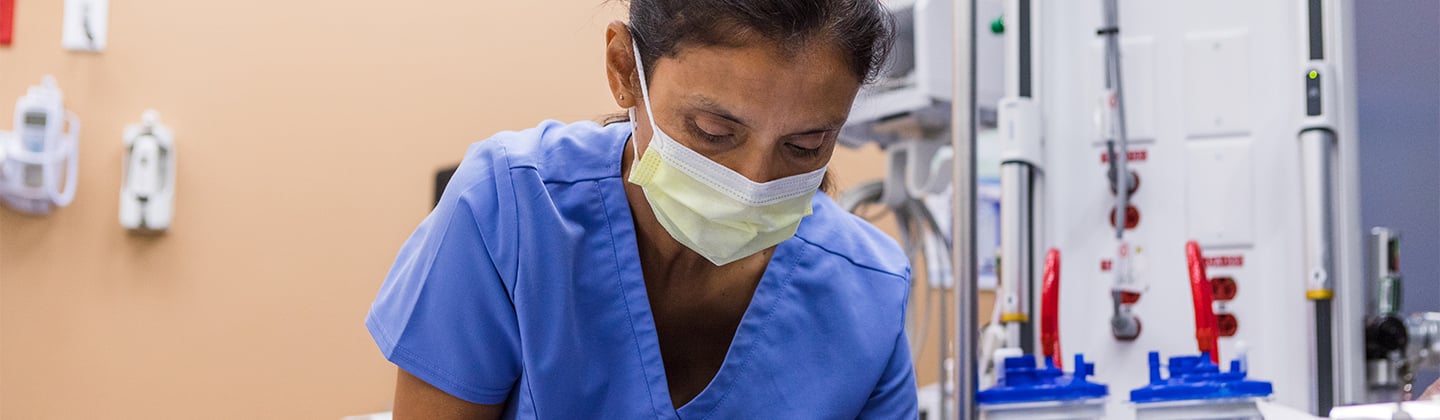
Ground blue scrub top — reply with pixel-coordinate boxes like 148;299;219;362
367;120;917;419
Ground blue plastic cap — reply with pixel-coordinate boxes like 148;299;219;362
1129;351;1274;403
977;354;1109;405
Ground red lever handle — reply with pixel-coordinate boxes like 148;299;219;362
1186;241;1220;364
1041;249;1062;369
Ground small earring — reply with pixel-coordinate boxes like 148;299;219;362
620;94;626;100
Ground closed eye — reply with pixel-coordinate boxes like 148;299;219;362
686;119;735;145
784;132;831;159
786;142;823;158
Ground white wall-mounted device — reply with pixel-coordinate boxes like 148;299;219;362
62;0;108;52
120;110;175;232
0;76;81;216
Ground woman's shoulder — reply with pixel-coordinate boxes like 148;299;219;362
457;119;631;187
792;193;911;285
444;117;633;214
439;119;630;225
433;119;632;284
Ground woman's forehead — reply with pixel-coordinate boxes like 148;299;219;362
648;43;861;129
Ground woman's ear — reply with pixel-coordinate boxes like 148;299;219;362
605;21;640;109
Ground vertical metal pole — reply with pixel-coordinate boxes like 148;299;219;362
1328;0;1367;405
1300;0;1345;411
998;0;1037;354
1102;0;1131;244
952;0;978;417
1098;0;1143;341
999;165;1032;346
1301;127;1338;414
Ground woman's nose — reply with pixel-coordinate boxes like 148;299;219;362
725;145;783;184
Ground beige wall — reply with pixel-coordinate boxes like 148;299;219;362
0;1;988;418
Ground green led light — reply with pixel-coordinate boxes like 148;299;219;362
1309;70;1319;79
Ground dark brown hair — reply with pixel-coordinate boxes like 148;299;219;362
626;0;895;83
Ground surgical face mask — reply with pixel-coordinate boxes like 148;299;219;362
627;44;825;266
0;76;80;216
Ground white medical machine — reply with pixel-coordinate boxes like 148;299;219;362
843;0;1440;418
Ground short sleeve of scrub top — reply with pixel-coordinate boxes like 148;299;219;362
367;120;918;419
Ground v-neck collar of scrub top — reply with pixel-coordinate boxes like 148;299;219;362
606;124;804;419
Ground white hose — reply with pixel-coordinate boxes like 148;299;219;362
47;112;80;207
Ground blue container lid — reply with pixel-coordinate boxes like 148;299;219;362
977;354;1109;405
1129;351;1274;403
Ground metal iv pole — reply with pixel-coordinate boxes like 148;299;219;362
1299;0;1340;413
996;0;1039;356
952;0;978;417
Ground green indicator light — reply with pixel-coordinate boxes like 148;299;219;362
1309;70;1319;79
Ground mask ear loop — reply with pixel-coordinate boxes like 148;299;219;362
631;42;657;131
628;107;639;163
628;39;661;173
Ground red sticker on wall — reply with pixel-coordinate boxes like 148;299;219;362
0;0;15;46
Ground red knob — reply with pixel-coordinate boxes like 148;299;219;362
1109;206;1141;230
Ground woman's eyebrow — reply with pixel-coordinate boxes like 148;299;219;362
688;95;750;127
788;118;846;137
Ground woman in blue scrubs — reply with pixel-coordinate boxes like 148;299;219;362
367;0;915;418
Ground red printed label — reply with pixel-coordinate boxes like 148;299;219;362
1204;255;1245;268
1100;150;1148;164
1101;259;1113;272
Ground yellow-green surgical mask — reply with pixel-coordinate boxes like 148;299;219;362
627;43;825;266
